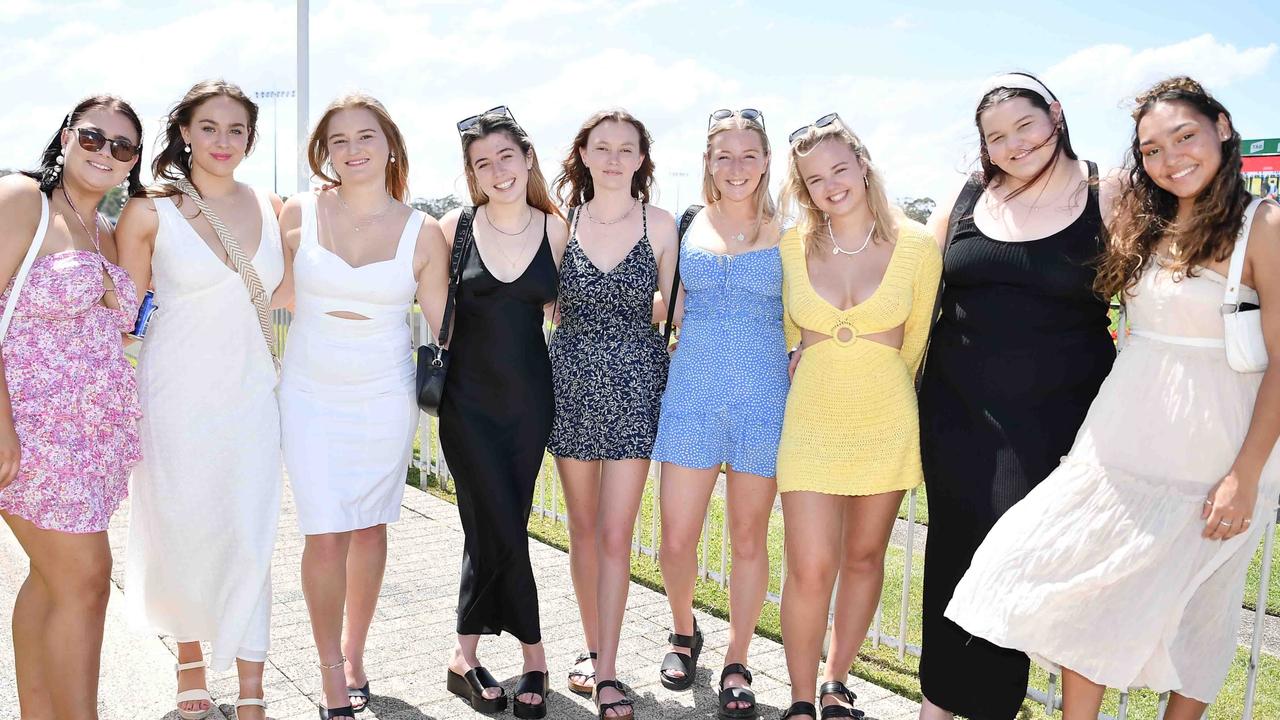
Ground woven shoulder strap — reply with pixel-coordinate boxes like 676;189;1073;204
174;178;276;366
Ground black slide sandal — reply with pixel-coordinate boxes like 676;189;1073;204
513;670;550;719
447;667;508;714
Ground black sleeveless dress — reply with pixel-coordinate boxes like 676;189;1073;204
439;214;558;644
917;163;1115;718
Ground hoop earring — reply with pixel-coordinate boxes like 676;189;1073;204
863;175;870;189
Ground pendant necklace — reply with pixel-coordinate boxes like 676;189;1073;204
828;218;876;256
337;188;394;232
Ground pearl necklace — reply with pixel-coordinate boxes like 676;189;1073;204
828;219;876;256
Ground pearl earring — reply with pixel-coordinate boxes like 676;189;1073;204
184;144;192;154
389;153;397;164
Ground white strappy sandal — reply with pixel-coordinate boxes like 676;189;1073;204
235;696;268;718
174;660;215;720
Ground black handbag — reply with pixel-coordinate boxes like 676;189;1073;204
416;207;475;416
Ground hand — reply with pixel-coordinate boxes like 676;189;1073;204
0;422;19;492
788;347;803;379
1202;471;1258;540
668;341;679;355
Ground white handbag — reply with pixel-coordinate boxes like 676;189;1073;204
1222;198;1270;373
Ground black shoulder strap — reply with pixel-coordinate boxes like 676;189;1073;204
438;206;476;346
664;204;704;344
917;175;984;390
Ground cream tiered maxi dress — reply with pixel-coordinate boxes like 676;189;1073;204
946;243;1280;703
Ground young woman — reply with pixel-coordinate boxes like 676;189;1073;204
436;108;568;718
117;80;283;720
651;108;783;720
277;93;448;719
776;115;941;720
947;76;1280;720
549;109;679;719
0;96;143;719
915;72;1115;720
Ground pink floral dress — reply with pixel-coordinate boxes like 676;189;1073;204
0;250;141;533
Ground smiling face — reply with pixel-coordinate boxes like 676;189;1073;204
795;137;866;219
325;107;391;186
61;106;140;193
467;130;531;202
707;128;768;203
579;120;643;195
1137;100;1230;201
978;96;1061;184
181;95;251;179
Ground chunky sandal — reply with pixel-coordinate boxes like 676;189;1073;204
568;650;598;696
659;621;703;690
447;666;508;713
594;679;634;719
318;705;355;719
818;681;865;719
717;663;757;719
513;670;549;719
234;696;266;719
175;660;215;720
347;681;370;712
781;701;817;719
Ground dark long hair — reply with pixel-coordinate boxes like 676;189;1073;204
149;79;259;197
553;108;656;208
975;72;1078;201
1096;76;1251;299
23;95;145;197
460;113;562;220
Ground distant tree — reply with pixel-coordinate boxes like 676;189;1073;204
0;169;13;178
411;194;463;219
898;196;936;225
99;186;128;221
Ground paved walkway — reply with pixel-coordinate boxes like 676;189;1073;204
0;482;920;720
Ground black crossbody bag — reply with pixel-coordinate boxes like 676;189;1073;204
663;204;705;346
416;207;476;416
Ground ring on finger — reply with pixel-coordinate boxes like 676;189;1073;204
1219;519;1233;527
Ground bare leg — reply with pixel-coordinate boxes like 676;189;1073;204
449;634;503;701
1060;667;1105;720
779;492;845;720
4;511;112;720
917;697;955;720
557;457;602;692
175;641;210;715
1163;692;1209;720
10;568;51;720
656;463;718;682
235;658;266;720
342;524;387;710
722;468;777;709
518;640;548;706
822;490;905;712
301;531;352;710
592;458;649;718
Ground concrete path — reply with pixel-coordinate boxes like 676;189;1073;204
0;482;920;720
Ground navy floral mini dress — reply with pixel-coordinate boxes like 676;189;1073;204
548;204;669;461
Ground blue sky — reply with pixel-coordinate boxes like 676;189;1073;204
1;0;1276;210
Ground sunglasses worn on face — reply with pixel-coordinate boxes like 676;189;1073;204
456;105;517;134
708;108;766;131
788;113;843;145
70;126;141;162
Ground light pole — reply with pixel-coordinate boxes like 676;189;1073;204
254;90;295;194
669;170;690;211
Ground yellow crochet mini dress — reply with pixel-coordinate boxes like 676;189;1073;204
777;222;942;495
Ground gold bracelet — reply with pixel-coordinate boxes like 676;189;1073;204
317;656;346;670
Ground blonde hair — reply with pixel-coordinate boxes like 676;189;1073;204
701;115;776;244
307;93;409;201
779;121;897;256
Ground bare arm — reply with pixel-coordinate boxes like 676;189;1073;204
415;213;450;343
648;205;679;325
114;196;157;302
272;195;304;311
545;211;569;323
925;182;965;252
0;175;46;490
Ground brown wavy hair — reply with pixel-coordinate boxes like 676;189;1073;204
23;95;145;197
779;119;897;257
976;72;1078;201
701;113;776;245
460;113;562;220
1095;76;1251;299
553;108;656;208
147;79;260;198
307;93;409;202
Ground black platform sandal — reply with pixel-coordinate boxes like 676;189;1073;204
318;705;356;719
818;681;865;719
594;679;634;719
780;701;816;719
717;663;757;719
659;621;702;690
446;666;508;714
513;670;549;719
347;681;370;713
568;650;598;696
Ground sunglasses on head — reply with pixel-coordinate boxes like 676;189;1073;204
68;126;141;162
788;112;843;145
456;105;517;135
708;108;765;131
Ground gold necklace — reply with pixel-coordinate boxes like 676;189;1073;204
336;188;394;232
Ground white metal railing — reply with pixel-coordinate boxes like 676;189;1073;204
278;308;1275;720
